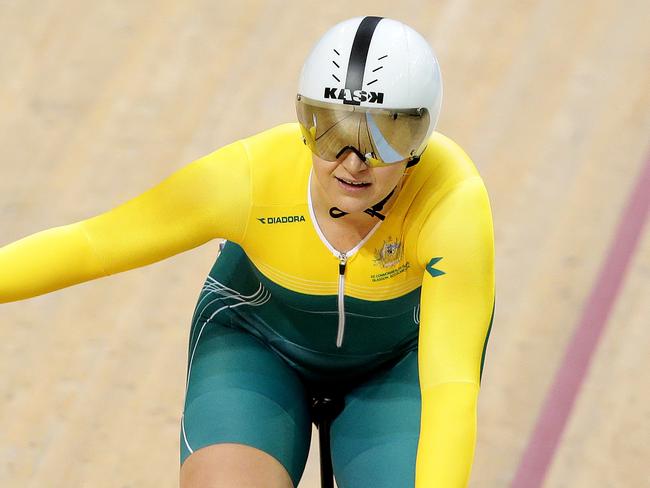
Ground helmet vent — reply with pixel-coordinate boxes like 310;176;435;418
366;54;387;87
331;48;341;83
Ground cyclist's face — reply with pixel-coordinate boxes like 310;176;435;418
311;149;407;215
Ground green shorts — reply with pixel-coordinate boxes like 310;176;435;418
180;319;422;487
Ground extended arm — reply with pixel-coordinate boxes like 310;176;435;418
415;176;496;487
0;140;250;303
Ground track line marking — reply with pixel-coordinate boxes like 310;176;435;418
510;151;650;488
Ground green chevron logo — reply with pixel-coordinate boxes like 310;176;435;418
426;257;445;277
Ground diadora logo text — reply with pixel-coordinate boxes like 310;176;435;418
324;87;384;104
257;215;306;224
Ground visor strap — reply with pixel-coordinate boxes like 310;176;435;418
328;187;396;221
406;155;421;168
329;207;348;218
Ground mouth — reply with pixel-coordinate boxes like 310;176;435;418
335;176;371;191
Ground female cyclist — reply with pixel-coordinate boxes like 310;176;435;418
0;16;495;488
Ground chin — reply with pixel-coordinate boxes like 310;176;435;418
332;195;373;214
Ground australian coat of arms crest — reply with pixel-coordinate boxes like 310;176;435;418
374;236;404;268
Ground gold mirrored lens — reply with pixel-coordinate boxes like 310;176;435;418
296;96;429;165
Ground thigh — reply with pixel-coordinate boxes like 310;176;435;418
330;349;421;488
180;319;313;488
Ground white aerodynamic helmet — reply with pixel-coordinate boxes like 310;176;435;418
296;16;442;167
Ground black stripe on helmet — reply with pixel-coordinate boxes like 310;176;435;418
344;16;383;105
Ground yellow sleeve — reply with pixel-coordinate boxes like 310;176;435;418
415;176;495;487
0;140;251;303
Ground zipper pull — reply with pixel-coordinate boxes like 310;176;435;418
338;252;347;275
336;252;347;348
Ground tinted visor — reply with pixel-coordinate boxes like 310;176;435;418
296;95;430;166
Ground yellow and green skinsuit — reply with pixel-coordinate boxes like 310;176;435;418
0;123;495;487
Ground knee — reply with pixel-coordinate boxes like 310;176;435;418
179;443;294;488
333;437;419;488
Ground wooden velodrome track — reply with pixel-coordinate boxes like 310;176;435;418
1;1;648;486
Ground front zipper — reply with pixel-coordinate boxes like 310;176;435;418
336;252;347;348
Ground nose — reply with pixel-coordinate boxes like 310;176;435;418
338;148;368;172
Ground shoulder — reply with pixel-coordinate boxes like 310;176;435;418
402;132;488;217
415;131;481;185
236;122;312;204
412;136;494;266
238;122;305;161
417;134;493;234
